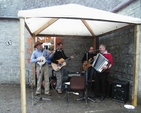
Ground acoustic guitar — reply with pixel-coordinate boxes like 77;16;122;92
51;55;74;71
82;58;93;71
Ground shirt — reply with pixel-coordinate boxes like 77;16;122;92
103;52;114;72
30;49;54;64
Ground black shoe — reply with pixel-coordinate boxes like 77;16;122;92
100;96;105;101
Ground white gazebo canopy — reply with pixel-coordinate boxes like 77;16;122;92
18;4;141;37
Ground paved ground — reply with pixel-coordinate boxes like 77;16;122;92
0;84;141;113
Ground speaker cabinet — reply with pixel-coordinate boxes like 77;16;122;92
112;80;129;103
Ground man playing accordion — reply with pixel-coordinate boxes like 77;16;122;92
95;44;114;101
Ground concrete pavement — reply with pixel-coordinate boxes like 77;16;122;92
0;84;141;113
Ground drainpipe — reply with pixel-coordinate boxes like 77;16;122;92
111;0;135;13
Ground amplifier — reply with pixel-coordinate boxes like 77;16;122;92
112;80;129;103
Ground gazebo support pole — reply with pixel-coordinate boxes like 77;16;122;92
132;25;140;106
32;35;36;86
20;18;26;113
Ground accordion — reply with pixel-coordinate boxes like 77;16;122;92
92;53;109;73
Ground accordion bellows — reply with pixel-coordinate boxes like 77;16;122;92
92;53;109;73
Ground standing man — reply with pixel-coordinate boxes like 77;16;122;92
95;44;114;101
30;41;54;96
82;47;97;81
51;42;74;94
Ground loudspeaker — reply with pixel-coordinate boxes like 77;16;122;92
112;80;129;103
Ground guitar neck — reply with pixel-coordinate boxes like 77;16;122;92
58;54;74;63
65;57;71;61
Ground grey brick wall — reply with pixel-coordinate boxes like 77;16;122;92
0;19;31;84
0;19;20;84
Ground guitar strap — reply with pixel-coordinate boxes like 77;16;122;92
42;49;44;56
86;52;88;61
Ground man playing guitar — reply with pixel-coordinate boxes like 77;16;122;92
51;42;74;94
82;47;97;81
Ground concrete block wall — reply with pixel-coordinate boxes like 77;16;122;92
0;19;31;84
0;19;20;84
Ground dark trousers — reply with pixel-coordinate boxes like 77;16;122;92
95;72;109;97
87;67;95;81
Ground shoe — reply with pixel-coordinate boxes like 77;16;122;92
100;96;105;101
56;89;62;94
45;93;51;96
35;92;40;96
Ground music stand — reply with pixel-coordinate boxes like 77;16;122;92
77;52;95;103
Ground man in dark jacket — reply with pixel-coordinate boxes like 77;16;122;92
51;42;73;93
82;47;96;81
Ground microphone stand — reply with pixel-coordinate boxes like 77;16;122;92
85;65;95;103
76;52;95;103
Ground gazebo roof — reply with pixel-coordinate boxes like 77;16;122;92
18;4;141;36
